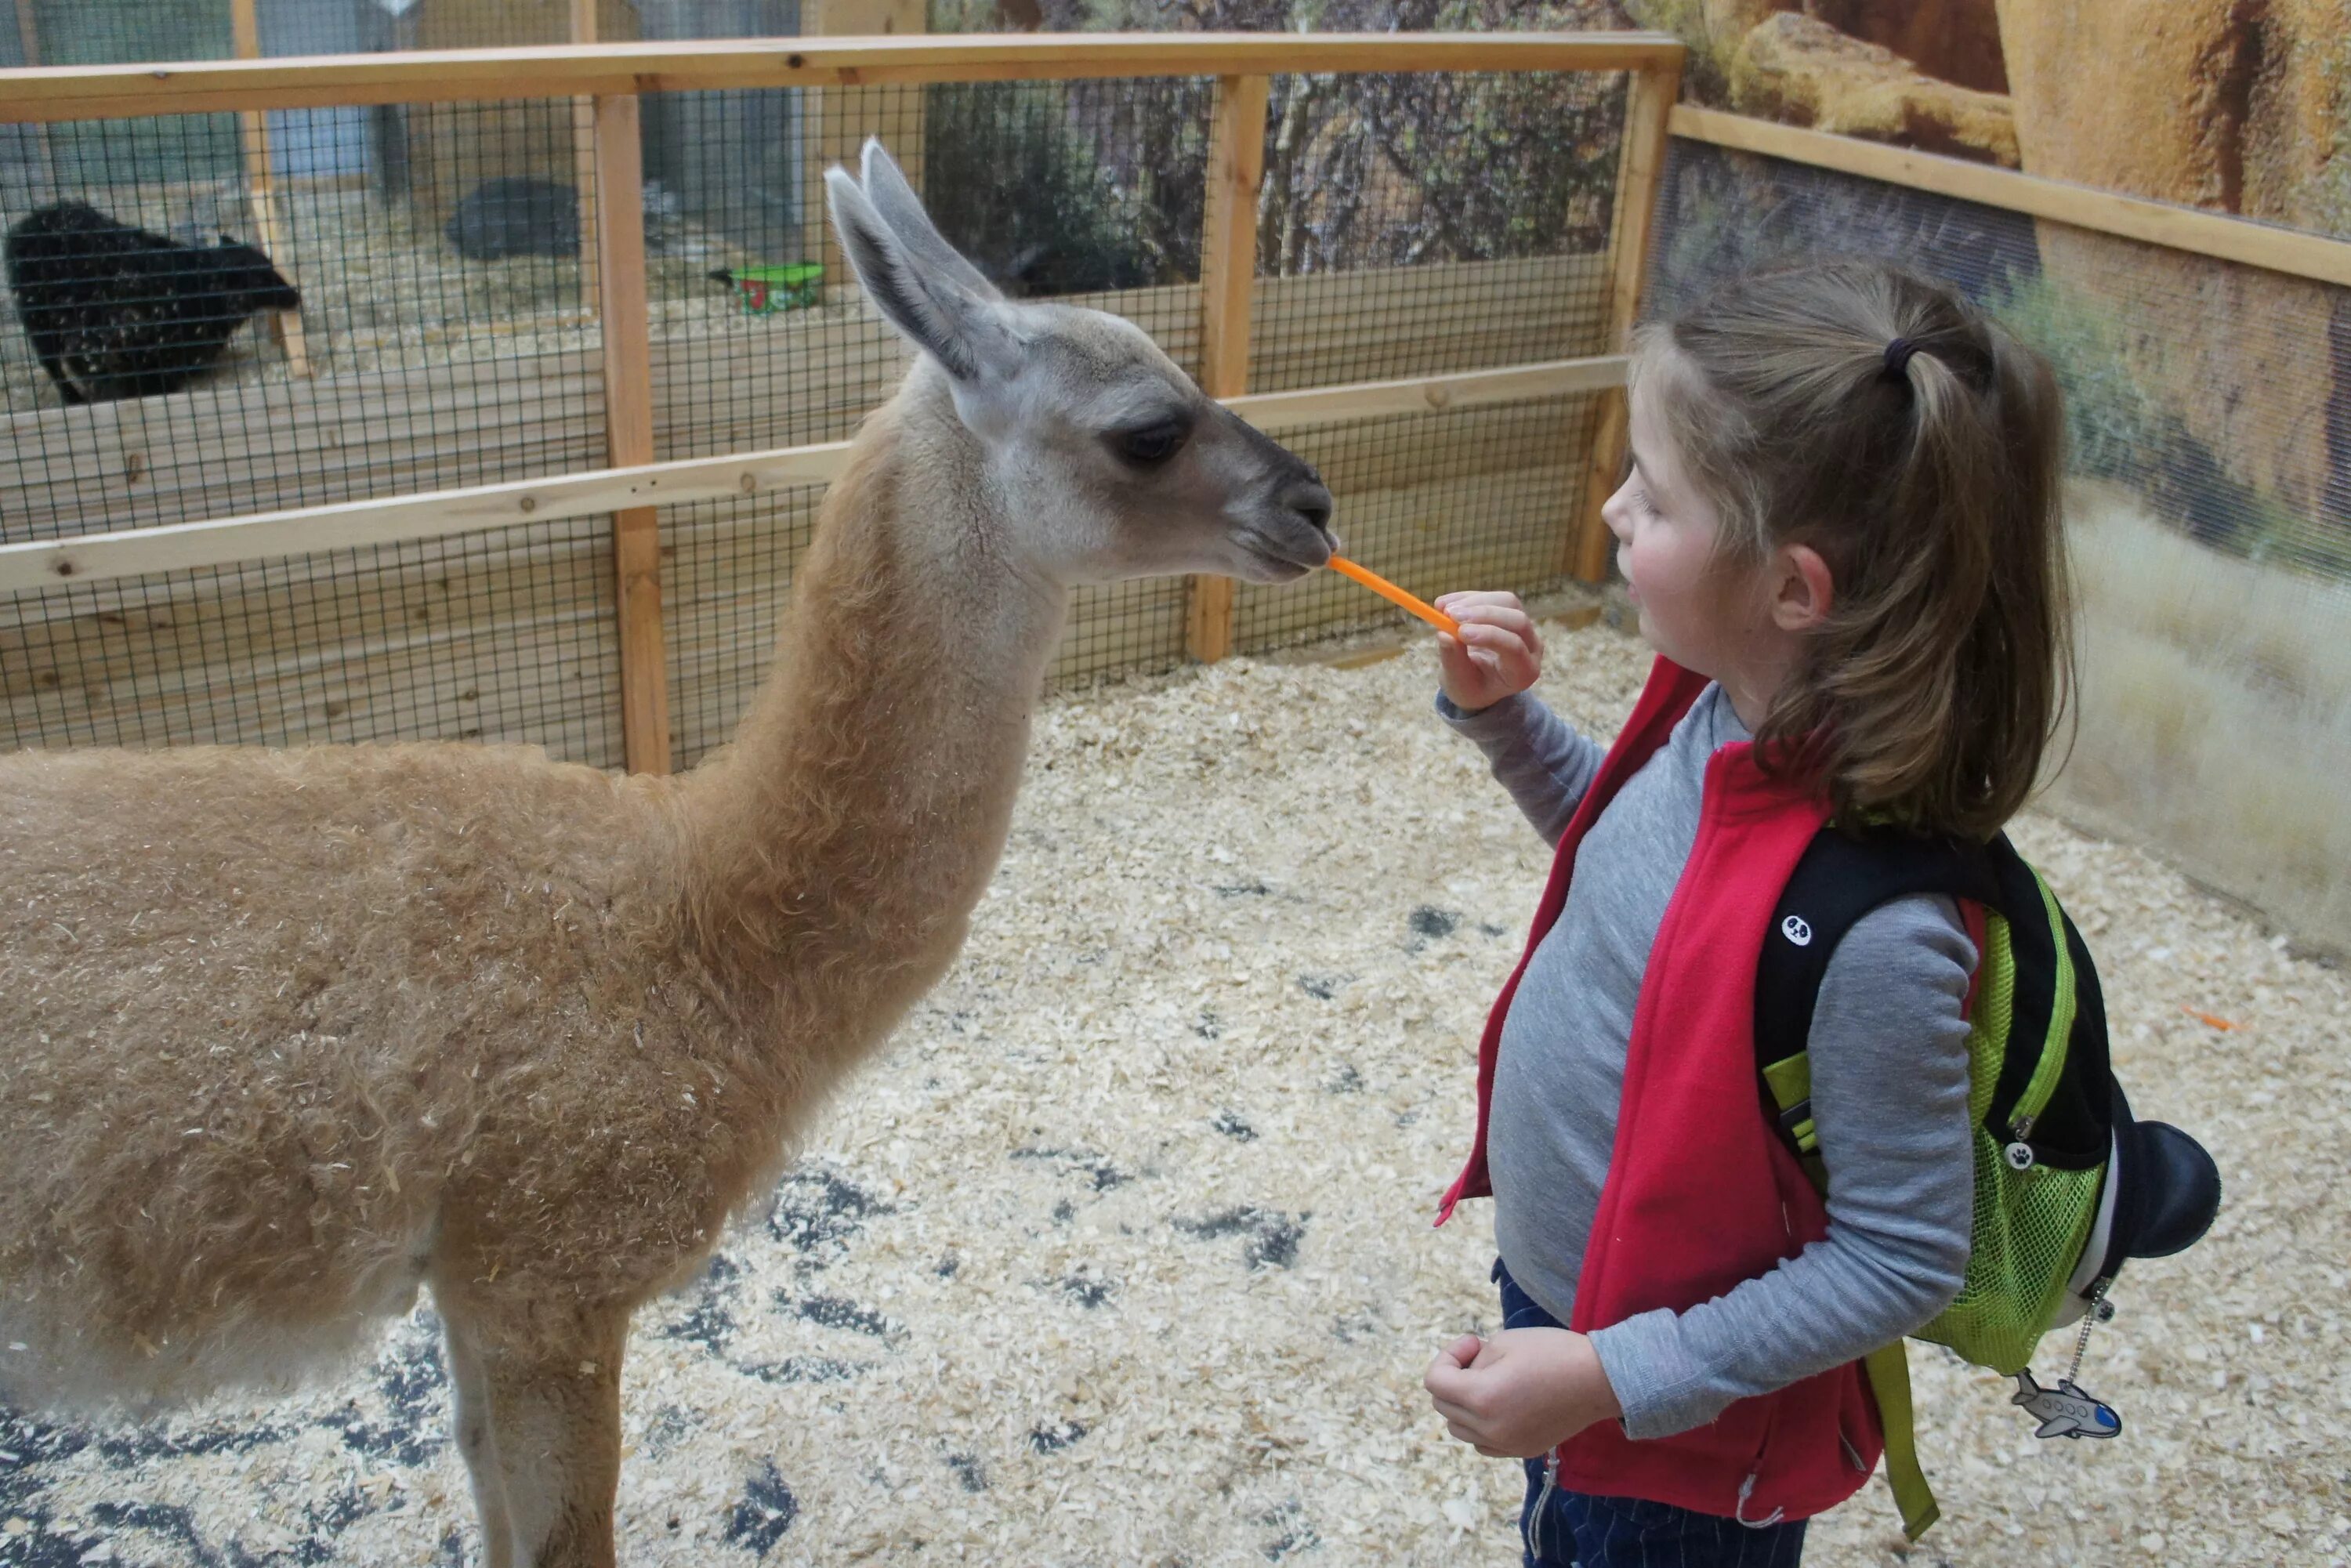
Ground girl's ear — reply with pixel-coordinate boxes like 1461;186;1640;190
1771;542;1834;632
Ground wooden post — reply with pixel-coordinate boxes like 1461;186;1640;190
1185;73;1270;664
593;92;672;776
1567;57;1678;581
11;0;54;184
230;0;310;378
801;0;928;288
572;0;602;316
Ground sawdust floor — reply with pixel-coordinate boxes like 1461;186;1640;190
2;614;2346;1566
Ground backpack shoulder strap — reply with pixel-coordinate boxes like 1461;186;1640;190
1753;825;2003;1549
1754;827;2003;1163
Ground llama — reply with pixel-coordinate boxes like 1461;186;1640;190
0;140;1329;1566
4;201;301;404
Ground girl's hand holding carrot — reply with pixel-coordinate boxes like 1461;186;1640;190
1434;591;1545;715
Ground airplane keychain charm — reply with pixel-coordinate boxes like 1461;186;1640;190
2011;1370;2123;1439
2015;1275;2124;1439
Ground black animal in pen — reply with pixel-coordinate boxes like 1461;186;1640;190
3;201;302;406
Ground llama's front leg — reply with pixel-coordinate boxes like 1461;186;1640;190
443;1310;516;1568
476;1309;630;1568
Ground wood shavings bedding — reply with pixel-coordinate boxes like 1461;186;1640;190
1;617;2343;1566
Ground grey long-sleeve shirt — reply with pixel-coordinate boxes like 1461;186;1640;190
1441;686;1977;1439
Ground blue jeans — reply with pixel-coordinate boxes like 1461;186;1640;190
1494;1258;1808;1568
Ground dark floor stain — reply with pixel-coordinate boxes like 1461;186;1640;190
1409;906;1459;940
1210;1110;1256;1141
936;1249;961;1278
641;1403;697;1458
723;1460;798;1558
778;1292;893;1338
741;1356;864;1385
1297;972;1349;1001
377;1334;447;1421
661;1295;739;1358
0;1516;85;1568
1011;1146;1129;1191
661;1252;745;1355
288;1481;379;1566
1214;879;1271;897
945;1453;988;1493
93;1419;286;1467
1174;1206;1309;1269
1051;1198;1077;1224
1323;1063;1364;1095
0;1414;90;1568
1194;1009;1223;1040
1060;1270;1115;1309
768;1165;896;1265
322;1330;447;1468
1027;1418;1087;1454
1259;1500;1320;1561
88;1501;226;1568
1479;921;1511;938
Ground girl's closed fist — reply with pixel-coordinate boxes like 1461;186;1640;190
1434;591;1544;714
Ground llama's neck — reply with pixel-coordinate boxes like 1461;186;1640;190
678;373;1066;1052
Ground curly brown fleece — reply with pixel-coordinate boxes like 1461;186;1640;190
0;372;1063;1556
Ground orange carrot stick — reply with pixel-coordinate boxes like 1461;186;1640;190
1327;555;1462;636
2182;1005;2239;1032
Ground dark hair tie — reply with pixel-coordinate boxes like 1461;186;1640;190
1882;337;1922;379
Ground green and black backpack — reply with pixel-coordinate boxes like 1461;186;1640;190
1755;826;2222;1539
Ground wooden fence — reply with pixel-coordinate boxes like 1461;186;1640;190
0;31;1685;773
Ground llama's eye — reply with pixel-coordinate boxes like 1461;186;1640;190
1110;422;1186;466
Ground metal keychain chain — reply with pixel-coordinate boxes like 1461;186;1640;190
2067;1276;2116;1385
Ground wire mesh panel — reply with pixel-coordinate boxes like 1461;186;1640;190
5;0;233;68
1246;70;1625;394
1055;578;1189;686
649;76;1210;463
1221;69;1628;657
1645;134;2351;949
1231;394;1599;654
663;486;822;772
2;517;624;762
1;100;606;540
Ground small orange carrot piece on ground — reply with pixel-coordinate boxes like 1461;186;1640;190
2183;1005;2239;1032
1327;555;1462;636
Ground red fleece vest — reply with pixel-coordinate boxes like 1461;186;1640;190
1436;657;1883;1523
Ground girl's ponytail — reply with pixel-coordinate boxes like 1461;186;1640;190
1635;262;2072;839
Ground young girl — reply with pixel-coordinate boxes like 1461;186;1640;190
1418;259;2070;1566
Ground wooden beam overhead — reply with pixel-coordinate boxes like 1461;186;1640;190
1670;104;2351;292
0;32;1686;123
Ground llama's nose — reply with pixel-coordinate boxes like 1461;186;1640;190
1286;478;1334;534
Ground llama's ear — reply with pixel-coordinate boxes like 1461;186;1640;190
825;161;1013;385
855;138;1002;303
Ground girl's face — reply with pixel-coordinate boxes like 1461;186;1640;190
1600;380;1766;683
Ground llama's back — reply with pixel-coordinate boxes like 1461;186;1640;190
0;741;699;1409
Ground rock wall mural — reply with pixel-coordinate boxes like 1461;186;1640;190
1625;0;2349;552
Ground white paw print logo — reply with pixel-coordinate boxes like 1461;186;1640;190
1780;914;1813;947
